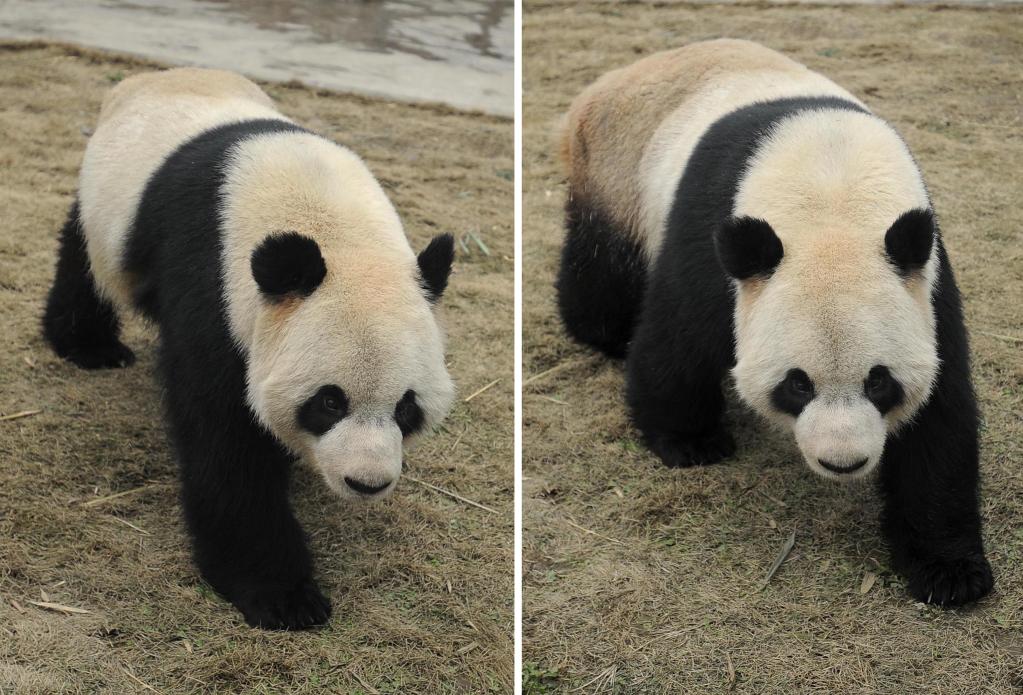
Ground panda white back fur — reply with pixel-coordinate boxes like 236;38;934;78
43;68;455;629
557;40;992;607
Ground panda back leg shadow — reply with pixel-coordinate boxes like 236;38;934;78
43;201;135;369
556;194;646;359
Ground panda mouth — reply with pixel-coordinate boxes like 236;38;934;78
818;457;869;474
343;476;393;496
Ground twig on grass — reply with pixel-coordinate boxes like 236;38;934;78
0;409;41;422
26;600;90;615
405;476;498;514
467;230;491;256
860;571;878;594
457;641;480;655
523;359;584;387
978;330;1023;344
81;484;166;508
726;652;737;690
447;426;467;453
759;530;796;591
121;667;160;694
573;664;617;693
348;669;380;694
565;518;623;545
463;378;501;403
110;516;150;535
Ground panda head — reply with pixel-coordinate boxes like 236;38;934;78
244;230;456;501
718;209;940;481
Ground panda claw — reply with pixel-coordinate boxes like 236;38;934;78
906;554;993;608
235;579;332;630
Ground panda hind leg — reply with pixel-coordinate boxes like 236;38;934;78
42;201;135;369
556;194;646;359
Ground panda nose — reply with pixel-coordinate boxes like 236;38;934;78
344;476;392;495
818;457;869;474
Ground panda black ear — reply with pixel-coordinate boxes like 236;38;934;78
714;217;784;280
417;233;455;302
885;209;934;276
251;232;326;299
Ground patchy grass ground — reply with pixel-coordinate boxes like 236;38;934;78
523;3;1022;693
0;42;512;693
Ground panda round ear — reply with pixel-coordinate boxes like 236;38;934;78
417;233;455;302
714;216;784;280
885;208;934;276
251;232;326;299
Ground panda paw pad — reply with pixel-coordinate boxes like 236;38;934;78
236;579;332;630
908;554;993;607
646;428;736;468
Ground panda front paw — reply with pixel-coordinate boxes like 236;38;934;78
233;578;332;630
906;553;993;608
645;427;736;468
62;341;136;370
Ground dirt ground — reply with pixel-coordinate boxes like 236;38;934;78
523;3;1022;693
0;43;512;693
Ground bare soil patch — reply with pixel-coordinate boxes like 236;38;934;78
523;4;1022;692
0;42;512;693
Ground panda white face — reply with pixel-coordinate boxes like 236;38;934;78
242;232;456;502
728;225;939;481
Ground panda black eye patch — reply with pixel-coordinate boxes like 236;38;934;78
297;385;349;436
864;365;904;414
771;368;815;416
394;390;425;438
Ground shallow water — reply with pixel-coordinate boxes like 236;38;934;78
0;0;513;116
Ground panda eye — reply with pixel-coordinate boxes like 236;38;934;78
786;370;814;397
867;372;883;395
771;368;815;417
395;389;425;438
297;385;349;436
864;365;904;414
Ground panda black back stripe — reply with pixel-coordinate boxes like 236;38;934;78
640;96;869;367
124;118;309;319
662;96;868;297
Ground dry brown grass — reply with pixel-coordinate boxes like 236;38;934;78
523;3;1023;693
0;42;512;693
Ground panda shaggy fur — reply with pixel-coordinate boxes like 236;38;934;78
557;39;992;607
43;69;456;629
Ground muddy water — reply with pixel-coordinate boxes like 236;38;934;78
0;0;513;116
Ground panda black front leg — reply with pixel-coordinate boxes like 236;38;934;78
624;283;737;468
877;250;993;608
879;409;992;607
160;346;331;630
177;431;332;630
43;201;135;369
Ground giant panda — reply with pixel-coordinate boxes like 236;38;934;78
43;68;456;629
557;39;992;607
